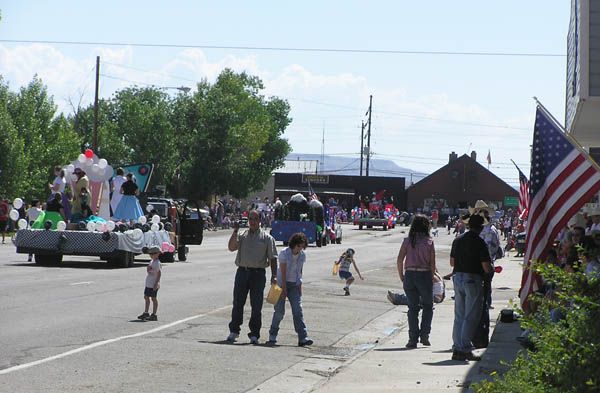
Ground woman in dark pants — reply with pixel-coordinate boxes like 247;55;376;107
396;214;436;348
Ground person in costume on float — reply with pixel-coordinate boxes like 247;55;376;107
70;168;89;222
49;166;72;220
32;193;66;230
110;167;127;219
113;173;144;223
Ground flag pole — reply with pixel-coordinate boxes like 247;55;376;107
533;97;600;174
510;159;523;173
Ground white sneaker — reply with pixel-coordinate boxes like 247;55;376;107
226;332;239;342
249;336;259;345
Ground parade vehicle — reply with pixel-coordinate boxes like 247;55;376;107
352;202;398;231
270;194;328;246
12;153;175;268
145;197;204;262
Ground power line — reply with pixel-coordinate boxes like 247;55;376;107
288;97;530;131
103;61;198;83
0;39;566;58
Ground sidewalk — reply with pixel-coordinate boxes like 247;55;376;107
312;253;524;393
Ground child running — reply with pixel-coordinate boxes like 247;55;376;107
335;248;363;296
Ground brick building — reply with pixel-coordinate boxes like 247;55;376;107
406;151;518;214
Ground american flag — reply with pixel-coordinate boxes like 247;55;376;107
519;106;600;310
516;166;529;219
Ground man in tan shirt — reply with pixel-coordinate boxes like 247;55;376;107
226;210;277;344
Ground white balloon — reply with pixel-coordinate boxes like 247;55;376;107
151;223;159;232
91;164;100;174
98;158;108;169
57;221;67;231
70;174;78;182
86;157;94;166
138;216;147;225
107;221;116;231
95;222;106;232
17;219;28;230
133;228;143;239
9;209;19;221
86;221;96;232
78;154;86;163
151;215;160;224
146;204;154;213
67;164;75;173
13;198;23;210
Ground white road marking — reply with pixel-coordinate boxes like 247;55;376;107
0;305;232;375
69;281;94;286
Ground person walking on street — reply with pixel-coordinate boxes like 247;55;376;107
267;232;313;347
226;210;277;344
450;214;492;361
396;214;436;348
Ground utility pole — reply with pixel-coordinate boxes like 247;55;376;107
360;121;365;177
365;95;373;176
320;122;325;174
92;56;100;151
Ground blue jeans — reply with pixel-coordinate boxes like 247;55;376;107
452;272;484;352
269;282;308;341
229;267;266;339
403;270;434;342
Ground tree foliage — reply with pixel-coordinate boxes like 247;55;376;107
176;69;291;199
0;69;291;202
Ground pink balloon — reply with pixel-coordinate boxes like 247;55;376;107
162;242;170;252
168;245;175;253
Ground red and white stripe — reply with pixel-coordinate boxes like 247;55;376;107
520;150;600;306
518;177;529;217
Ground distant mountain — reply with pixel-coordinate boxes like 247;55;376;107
280;153;428;184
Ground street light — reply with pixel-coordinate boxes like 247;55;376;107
162;86;191;93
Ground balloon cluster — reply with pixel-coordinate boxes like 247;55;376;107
8;198;30;230
71;149;113;183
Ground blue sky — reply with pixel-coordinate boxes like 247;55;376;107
0;1;571;186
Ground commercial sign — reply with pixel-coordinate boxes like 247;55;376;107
302;174;329;184
503;196;519;207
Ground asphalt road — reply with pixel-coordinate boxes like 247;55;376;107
0;224;456;393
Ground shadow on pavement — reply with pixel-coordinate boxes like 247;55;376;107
423;359;469;366
8;261;146;269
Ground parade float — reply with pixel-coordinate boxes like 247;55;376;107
11;150;176;267
270;193;327;246
352;202;399;231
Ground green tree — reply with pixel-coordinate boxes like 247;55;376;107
0;78;27;198
8;76;81;200
110;87;179;192
71;99;131;165
179;69;291;199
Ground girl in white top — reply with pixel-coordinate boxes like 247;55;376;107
268;232;313;346
49;166;66;194
110;168;127;217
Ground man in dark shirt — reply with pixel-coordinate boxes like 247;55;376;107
450;214;491;361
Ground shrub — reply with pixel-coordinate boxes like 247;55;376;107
474;261;600;393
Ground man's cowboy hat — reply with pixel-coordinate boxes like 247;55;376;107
462;211;489;226
468;200;495;215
